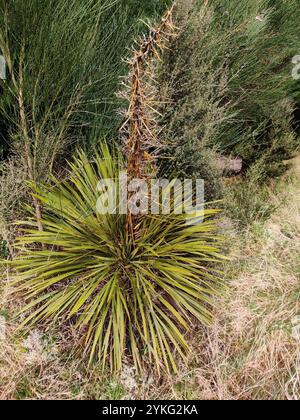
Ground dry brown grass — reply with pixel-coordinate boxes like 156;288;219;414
140;160;300;400
1;160;300;400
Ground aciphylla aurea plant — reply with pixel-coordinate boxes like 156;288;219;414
11;4;224;375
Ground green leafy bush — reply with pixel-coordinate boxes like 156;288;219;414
11;145;223;374
158;0;300;187
157;1;228;199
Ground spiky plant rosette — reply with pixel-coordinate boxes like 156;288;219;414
11;145;224;373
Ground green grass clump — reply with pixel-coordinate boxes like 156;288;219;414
0;0;171;164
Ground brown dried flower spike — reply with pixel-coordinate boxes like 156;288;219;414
120;5;177;181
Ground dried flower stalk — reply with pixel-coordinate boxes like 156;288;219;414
119;5;177;237
120;5;177;181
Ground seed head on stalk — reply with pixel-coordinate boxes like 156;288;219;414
119;4;178;237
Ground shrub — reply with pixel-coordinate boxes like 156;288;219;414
158;1;230;199
158;0;300;186
11;145;223;374
0;0;171;159
0;0;172;231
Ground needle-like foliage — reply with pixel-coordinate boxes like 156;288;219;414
0;0;172;158
11;144;223;374
0;0;172;236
